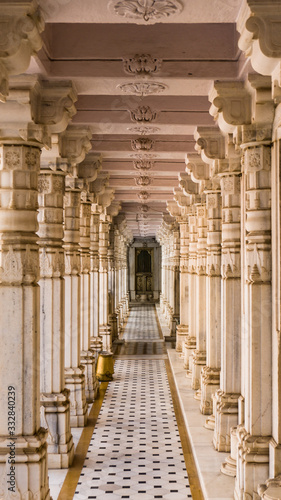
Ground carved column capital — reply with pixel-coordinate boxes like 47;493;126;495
209;81;251;134
0;1;44;102
237;0;281;75
60;125;92;169
194;127;225;165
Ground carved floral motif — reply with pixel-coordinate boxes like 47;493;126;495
123;55;161;75
130;105;158;122
131;137;154;151
109;0;182;22
118;82;167;96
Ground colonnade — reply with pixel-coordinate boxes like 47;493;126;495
157;3;281;497
0;8;131;495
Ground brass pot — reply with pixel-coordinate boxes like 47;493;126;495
96;351;114;381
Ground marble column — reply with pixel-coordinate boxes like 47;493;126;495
62;126;92;427
0;78;51;498
215;163;241;462
64;180;88;427
79;192;99;401
39;135;75;469
191;202;207;394
176;216;189;353
99;212;112;351
108;228;118;342
200;187;222;418
185;206;198;373
234;80;274;500
89;203;101;348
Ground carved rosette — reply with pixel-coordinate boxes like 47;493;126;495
109;0;183;22
118;82;167;96
138;191;149;201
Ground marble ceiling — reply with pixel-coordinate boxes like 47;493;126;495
31;0;250;237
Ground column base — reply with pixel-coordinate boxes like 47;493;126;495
200;366;220;415
90;336;103;353
99;324;112;352
234;426;270;500
0;428;50;499
184;335;196;371
80;350;99;402
40;389;74;469
191;349;206;390
176;324;188;353
109;313;118;342
205;414;215;431
65;366;88;428
213;390;239;452
258;475;281;499
221;427;238;477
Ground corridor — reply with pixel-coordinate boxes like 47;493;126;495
72;305;193;500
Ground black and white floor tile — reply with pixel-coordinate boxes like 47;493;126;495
74;306;192;500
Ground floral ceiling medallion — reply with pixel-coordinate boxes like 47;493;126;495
128;126;160;135
109;0;183;23
118;82;167;97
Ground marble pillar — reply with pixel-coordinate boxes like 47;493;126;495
184;207;197;373
64;182;88;427
191;203;207;393
0;81;51;498
99;213;112;352
200;188;222;418
176;217;189;353
80;194;99;401
39;139;74;469
235;115;273;498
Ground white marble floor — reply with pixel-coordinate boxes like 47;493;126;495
72;305;192;500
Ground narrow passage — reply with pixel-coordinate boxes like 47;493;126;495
74;305;193;499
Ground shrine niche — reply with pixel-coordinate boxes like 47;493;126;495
135;248;153;300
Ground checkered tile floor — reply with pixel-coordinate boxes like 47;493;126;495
74;306;192;500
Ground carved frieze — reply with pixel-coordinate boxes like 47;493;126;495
128;126;160;135
109;0;182;22
0;245;39;284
